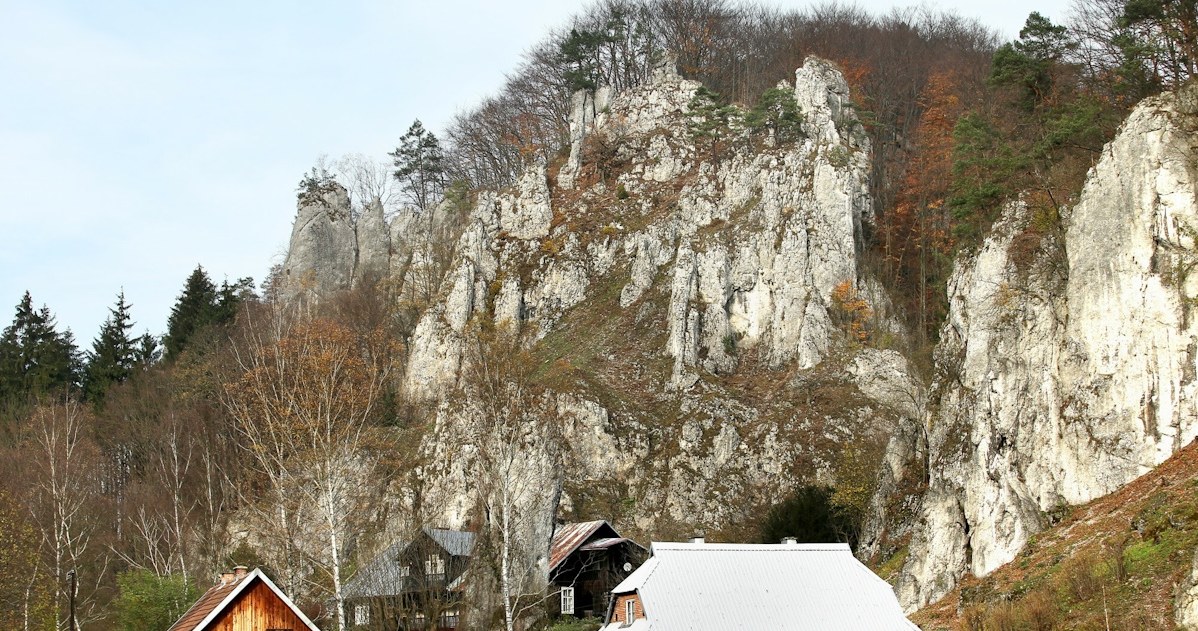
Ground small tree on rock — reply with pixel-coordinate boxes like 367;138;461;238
391;120;447;214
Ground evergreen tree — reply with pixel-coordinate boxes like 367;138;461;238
163;267;252;360
0;292;82;405
389;120;446;213
135;332;161;368
84;291;137;403
164;266;219;358
990;12;1075;110
745;86;805;144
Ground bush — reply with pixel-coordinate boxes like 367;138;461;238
114;570;199;631
759;485;858;549
544;618;603;631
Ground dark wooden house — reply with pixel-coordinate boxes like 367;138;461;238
549;520;646;621
343;528;476;630
167;566;319;631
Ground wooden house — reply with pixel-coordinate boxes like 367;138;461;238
549;520;646;621
342;528;476;630
167;566;318;631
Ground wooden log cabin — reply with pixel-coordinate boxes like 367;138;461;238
167;566;319;631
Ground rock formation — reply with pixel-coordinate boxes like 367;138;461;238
896;84;1198;609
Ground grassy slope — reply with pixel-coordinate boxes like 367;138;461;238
913;441;1198;630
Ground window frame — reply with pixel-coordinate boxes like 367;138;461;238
560;586;575;615
625;597;635;624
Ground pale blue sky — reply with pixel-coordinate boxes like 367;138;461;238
0;0;1069;344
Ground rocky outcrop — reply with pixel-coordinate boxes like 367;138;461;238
392;56;921;542
280;184;358;300
898;86;1198;609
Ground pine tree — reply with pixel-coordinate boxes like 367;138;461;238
0;292;82;405
390;120;446;213
164;266;219;358
84;291;137;403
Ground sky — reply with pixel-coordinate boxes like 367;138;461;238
0;0;1072;344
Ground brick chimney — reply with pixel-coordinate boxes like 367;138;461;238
233;565;249;580
219;570;235;586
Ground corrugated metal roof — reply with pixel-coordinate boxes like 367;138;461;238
549;520;608;571
579;537;635;551
603;542;920;631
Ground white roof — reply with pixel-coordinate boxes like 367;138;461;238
602;542;919;631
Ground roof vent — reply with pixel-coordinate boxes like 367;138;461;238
690;534;705;544
782;537;798;545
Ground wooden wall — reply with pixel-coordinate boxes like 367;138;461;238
211;580;308;631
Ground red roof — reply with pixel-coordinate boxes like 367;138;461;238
166;568;319;631
167;575;246;631
550;520;615;571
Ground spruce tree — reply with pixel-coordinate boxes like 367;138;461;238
164;266;219;358
84;291;137;403
0;292;82;405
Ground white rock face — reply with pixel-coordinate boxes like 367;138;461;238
898;87;1198;609
280;185;357;300
355;198;391;281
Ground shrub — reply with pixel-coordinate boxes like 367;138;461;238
759;485;858;549
114;570;199;631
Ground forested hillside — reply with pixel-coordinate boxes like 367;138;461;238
2;0;1196;630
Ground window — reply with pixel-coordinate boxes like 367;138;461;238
398;564;410;578
560;586;575;615
440;609;460;628
625;598;635;624
354;604;370;626
425;554;445;576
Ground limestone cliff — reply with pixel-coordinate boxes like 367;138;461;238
897;85;1198;609
279;57;919;548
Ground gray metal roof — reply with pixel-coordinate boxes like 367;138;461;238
342;539;410;599
342;529;476;599
603;542;920;631
425;528;476;557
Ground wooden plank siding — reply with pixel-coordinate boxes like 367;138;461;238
210;580;308;631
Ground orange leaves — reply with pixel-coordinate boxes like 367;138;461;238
225;318;395;462
831;280;873;345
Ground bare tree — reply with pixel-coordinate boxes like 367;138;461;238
224;310;396;630
457;324;563;631
335;153;402;216
16;399;110;630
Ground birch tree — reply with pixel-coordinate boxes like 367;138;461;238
458;325;563;631
224;313;396;631
18;399;109;630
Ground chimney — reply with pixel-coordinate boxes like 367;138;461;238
690;533;705;544
233;565;249;581
782;537;798;545
219;571;235;586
